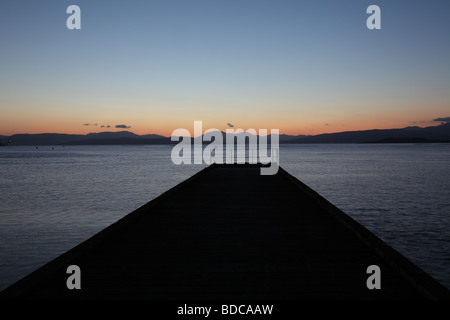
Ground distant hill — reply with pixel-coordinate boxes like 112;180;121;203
63;137;175;145
284;123;450;143
64;131;171;145
278;134;309;143
85;131;140;139
6;133;86;146
5;131;170;146
367;137;450;143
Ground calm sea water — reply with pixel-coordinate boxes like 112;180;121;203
0;144;449;291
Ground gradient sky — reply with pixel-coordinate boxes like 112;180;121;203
1;0;449;136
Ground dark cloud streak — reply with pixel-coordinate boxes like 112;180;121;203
433;117;450;123
83;123;112;128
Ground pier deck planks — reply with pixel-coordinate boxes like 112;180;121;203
1;164;449;300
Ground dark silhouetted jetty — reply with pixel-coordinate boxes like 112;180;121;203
1;164;449;300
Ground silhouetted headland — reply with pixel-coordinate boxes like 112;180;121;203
1;164;449;300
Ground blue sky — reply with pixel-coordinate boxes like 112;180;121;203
1;0;449;135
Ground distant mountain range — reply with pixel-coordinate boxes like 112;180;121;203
1;123;450;146
0;131;171;146
282;122;450;143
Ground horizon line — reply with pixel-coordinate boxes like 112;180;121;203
1;122;448;138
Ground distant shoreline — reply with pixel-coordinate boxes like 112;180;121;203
1;122;450;146
2;141;450;147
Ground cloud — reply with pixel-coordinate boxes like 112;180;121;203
410;121;427;124
115;124;131;129
84;123;112;128
433;117;450;123
227;123;234;128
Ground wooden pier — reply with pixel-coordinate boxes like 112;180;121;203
1;164;449;300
